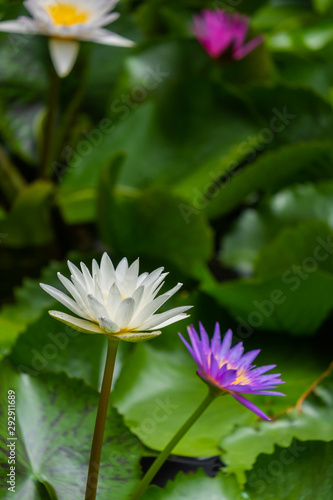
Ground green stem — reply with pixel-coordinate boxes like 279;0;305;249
131;390;217;500
40;68;61;179
0;144;26;203
53;45;91;163
84;338;119;500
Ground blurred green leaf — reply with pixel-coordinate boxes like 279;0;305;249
143;469;242;500
58;40;262;224
0;181;54;247
312;0;333;14
0;257;94;360
245;440;333;500
0;360;142;499
205;220;333;334
8;305;106;389
221;182;333;274
97;160;214;274
221;368;333;483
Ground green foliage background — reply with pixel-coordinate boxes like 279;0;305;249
0;0;333;498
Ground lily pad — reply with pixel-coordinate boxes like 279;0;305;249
0;360;143;499
143;469;242;500
221;369;333;483
245;440;333;500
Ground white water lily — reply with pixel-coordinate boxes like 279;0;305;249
40;254;192;342
0;0;134;77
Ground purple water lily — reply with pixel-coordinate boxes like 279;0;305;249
191;9;263;60
179;323;285;420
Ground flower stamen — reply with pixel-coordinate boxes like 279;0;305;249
47;3;89;26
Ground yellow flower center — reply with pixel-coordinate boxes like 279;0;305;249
231;368;251;386
47;3;89;26
209;355;252;387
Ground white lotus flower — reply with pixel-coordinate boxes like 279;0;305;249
0;0;134;77
40;254;192;342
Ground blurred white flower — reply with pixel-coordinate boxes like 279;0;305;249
0;0;134;77
40;254;192;342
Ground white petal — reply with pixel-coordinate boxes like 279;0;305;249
140;268;164;289
130;294;174;328
82;28;134;47
70;275;92;314
0;17;40;34
158;282;183;301
56;272;92;318
48;38;79;77
116;257;128;283
80;262;94;293
141;274;168;303
137;272;149;287
122;258;139;296
87;294;108;320
40;283;84;317
92;259;102;291
106;282;122;314
149;313;191;330
99;316;119;333
49;310;104;334
139;306;192;331
113;331;162;343
88;12;120;28
114;298;135;329
67;260;85;288
100;252;116;292
131;285;144;312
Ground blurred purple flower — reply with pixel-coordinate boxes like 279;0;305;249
191;9;263;60
179;323;285;420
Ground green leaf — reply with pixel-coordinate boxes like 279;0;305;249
245;440;333;500
0;360;143;500
221;181;333;274
221;369;333;483
98;175;214;274
0;181;54;248
0;255;101;361
204;140;333;219
112;334;326;457
0;260;70;358
142;469;242;500
58;40;262;224
8;306;107;389
205;221;333;335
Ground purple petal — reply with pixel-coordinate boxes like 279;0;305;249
187;325;204;367
211;322;221;356
209;352;220;379
199;322;211;357
218;369;238;387
239;349;260;367
178;333;197;362
251;364;277;376
219;329;233;358
250;390;286;397
228;342;244;364
231;393;270;420
233;35;264;60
